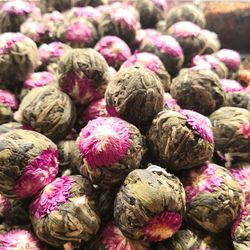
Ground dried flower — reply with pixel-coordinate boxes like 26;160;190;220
147;109;214;171
163;93;180;111
58;48;110;105
114;166;186;241
74;117;146;188
30;175;100;248
0;129;58;198
182;163;244;233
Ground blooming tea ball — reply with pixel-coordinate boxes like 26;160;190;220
58;48;110;104
147;109;214;171
167;21;206;65
95;36;131;70
114;165;186;241
201;30;221;54
105;66;164;130
139;34;184;76
30;175;100;248
170;69;225;115
121;52;171;92
210;107;250;164
182;163;244;233
231;204;250;250
0;229;42;249
0;33;40;86
15;85;76;141
0;129;58;198
74;117;146;189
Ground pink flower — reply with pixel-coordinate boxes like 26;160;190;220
2;1;35;15
0;194;10;217
164;93;179;110
179;109;214;143
184;164;223;203
0;32;24;54
143;211;182;242
73;6;101;19
0;229;41;250
216;49;241;70
30;176;73;219
221;79;245;93
170;21;201;38
24;72;54;89
0;89;18;110
241;123;250;138
78;117;131;168
192;55;222;70
14;148;58;199
153;0;168;11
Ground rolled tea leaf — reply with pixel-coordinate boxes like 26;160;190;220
147;109;214;170
114;165;186;241
30;175;100;248
0;129;58;198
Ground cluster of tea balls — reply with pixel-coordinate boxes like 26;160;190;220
0;1;249;250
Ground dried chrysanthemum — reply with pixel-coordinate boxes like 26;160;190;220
231;204;250;250
121;52;171;92
0;129;58;198
105;66;164;131
114;165;186;241
74;117;146;189
0;194;10;218
58;48;110;105
15;85;76;141
201;30;221;54
147;109;214;171
30;175;100;249
170;69;225;115
95;36;131;70
167;21;206;65
163;93;180;111
139;34;184;76
215;49;241;80
192;55;228;79
0;1;37;33
182;163;244;233
133;0;167;28
210;107;250;164
0;229;42;249
0;89;18;125
0;32;40;86
0;122;29;135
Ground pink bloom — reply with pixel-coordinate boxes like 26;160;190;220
0;89;18;110
179;109;214;143
2;1;35;15
192;55;221;70
24;72;54;89
216;49;241;70
0;229;41;250
184;164;223;203
65;22;93;44
73;6;101;19
221;79;245;93
109;67;117;77
14;148;58;199
164;93;179;110
95;36;131;68
170;21;201;38
0;32;24;54
30;176;73;219
153;0;168;10
78;117;131;168
0;194;10;217
241;123;250;138
143;211;182;242
21;19;46;42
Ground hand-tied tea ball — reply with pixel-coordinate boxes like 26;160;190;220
121;52;171;92
170;69;225;115
231;204;250;250
210;107;250;164
15;85;76;141
95;36;131;70
0;229;42;249
105;66;164;131
0;89;18;125
0;33;40;86
192;55;228;79
215;49;241;80
147;109;214;171
114;165;186;241
167;21;206;65
0;129;58;198
182;163;244;233
74;117;146;189
30;175;100;249
58;48;110;105
133;0;167;28
0;0;37;33
139;34;184;76
201;30;221;54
